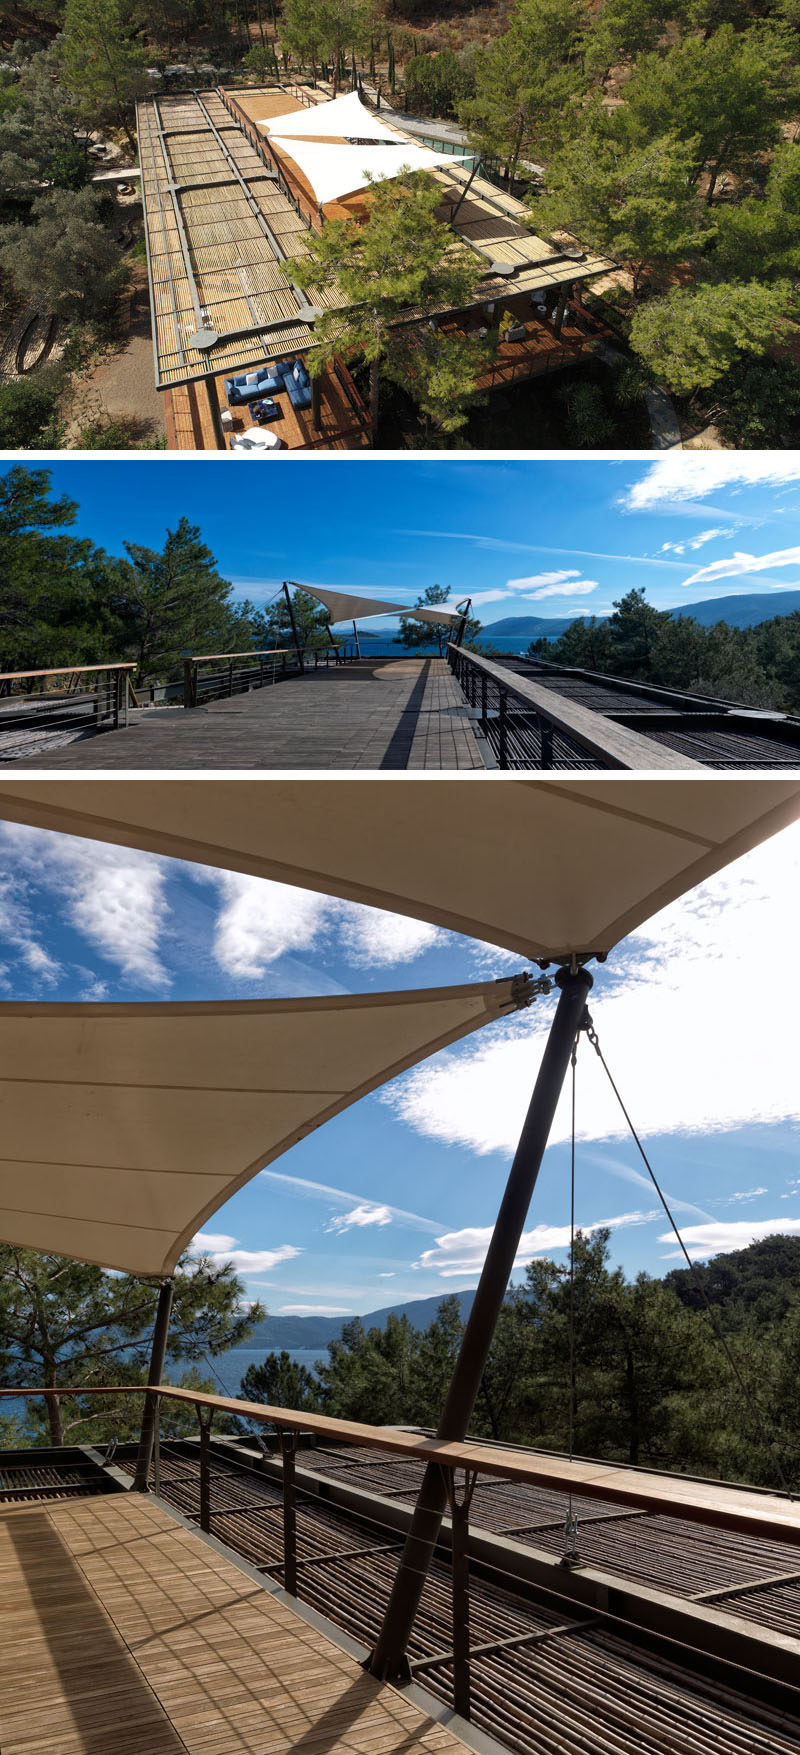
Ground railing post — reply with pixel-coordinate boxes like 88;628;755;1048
444;1468;477;1720
183;659;196;709
280;1428;299;1595
480;672;487;736
133;1278;174;1491
498;687;507;768
153;1397;161;1496
197;1405;214;1533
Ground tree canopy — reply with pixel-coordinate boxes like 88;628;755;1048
0;1244;264;1447
285;170;489;437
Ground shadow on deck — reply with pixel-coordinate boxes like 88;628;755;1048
0;1492;467;1755
14;658;486;772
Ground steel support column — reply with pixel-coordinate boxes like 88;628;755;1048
133;1278;174;1491
283;583;305;674
369;965;593;1678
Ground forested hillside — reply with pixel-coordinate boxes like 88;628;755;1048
527;587;800;712
3;0;800;445
242;1233;800;1491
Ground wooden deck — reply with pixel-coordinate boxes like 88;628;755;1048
0;1490;470;1755
18;659;485;771
165;359;370;451
443;292;607;390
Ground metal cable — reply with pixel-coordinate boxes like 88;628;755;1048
583;1012;793;1499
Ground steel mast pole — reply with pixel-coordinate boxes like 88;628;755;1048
133;1277;174;1491
370;964;593;1679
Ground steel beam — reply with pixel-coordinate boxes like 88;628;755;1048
369;966;593;1679
132;1278;174;1490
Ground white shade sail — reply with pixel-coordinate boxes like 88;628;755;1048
2;780;798;961
0;979;524;1276
269;135;469;207
299;582;459;626
259;90;403;143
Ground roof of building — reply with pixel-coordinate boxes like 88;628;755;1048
137;85;615;392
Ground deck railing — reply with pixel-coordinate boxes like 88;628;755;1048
0;663;137;757
446;645;701;771
3;1383;798;1720
182;648;300;708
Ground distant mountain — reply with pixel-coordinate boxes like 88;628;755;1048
478;591;800;646
243;1289;477;1352
477;615;576;641
668;590;800;629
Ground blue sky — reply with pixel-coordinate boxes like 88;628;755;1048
24;452;800;628
1;811;799;1315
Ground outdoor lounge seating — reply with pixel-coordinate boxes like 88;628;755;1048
225;358;313;412
224;367;275;406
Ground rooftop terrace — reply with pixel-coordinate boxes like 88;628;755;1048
137;83;614;449
6;656;486;770
2;1399;799;1755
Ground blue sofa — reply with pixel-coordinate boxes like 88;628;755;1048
225;358;313;411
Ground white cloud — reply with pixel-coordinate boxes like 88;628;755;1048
531;581;599;601
418;1210;654;1277
1;825;170;988
338;904;444;966
504;573;599;601
506;570;581;590
661;529;734;557
190;1230;300;1274
208;872;329;977
382;826;800;1155
326;1203;393;1234
659;1218;800;1260
688;527;734;551
682;545;800;590
203;871;446;977
624;457;800;510
261;1169;444;1235
279;1303;351;1315
726;1187;768;1205
0;870;62;986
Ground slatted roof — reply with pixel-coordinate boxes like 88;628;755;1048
138;89;339;389
138;85;615;392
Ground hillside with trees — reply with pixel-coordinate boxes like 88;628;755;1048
2;0;800;446
242;1232;800;1491
527;587;800;713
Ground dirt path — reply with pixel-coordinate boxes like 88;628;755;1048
64;266;165;445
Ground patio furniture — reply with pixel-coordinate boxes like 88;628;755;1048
251;398;280;424
224;367;277;406
230;426;284;452
220;409;234;428
225;358;313;413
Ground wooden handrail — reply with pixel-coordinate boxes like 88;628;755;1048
186;650;291;666
447;644;704;771
0;663;137;683
3;1384;798;1543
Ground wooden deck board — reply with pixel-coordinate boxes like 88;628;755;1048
0;1493;470;1755
16;659;485;771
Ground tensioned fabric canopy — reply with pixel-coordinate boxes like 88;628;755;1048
298;582;460;627
269;136;470;208
259;90;402;143
2;779;798;960
0;979;526;1277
